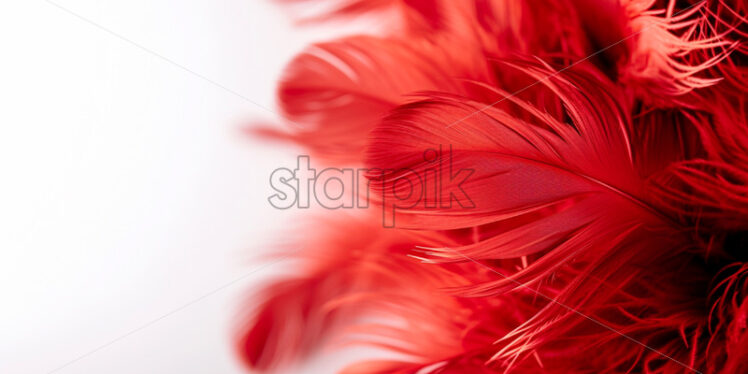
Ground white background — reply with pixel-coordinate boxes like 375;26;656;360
0;1;380;373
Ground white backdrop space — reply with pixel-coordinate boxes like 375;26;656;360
0;1;386;373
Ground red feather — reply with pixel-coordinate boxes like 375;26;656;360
256;35;493;163
241;0;748;373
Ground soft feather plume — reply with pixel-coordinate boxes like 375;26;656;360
615;0;736;101
241;0;747;373
256;35;494;163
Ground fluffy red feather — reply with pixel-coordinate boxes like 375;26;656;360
242;1;747;373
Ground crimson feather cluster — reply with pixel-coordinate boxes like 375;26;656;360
239;1;747;373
